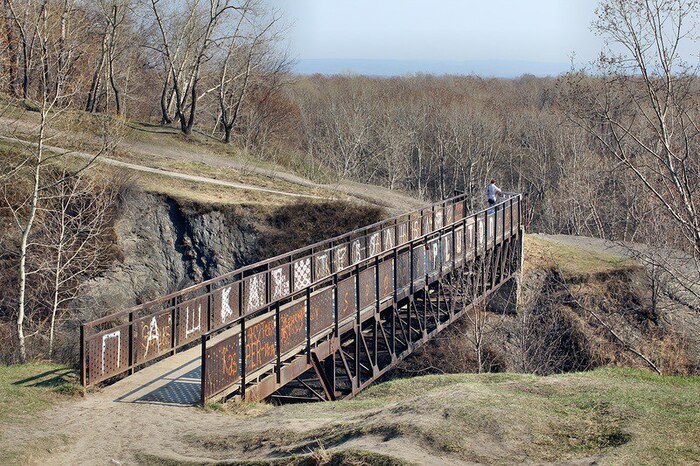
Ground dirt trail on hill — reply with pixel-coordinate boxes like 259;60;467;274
0;117;426;214
4;372;452;465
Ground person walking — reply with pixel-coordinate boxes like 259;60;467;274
486;179;502;214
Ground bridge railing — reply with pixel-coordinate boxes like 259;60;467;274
80;192;522;388
199;194;523;401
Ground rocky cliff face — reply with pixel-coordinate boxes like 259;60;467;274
78;191;264;319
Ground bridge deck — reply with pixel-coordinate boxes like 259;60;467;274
102;345;202;405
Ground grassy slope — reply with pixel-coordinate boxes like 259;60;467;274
524;234;637;278
198;369;700;465
1;239;697;465
0;363;80;462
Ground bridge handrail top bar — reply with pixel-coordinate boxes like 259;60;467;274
83;192;522;329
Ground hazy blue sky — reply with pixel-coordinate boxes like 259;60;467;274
276;0;604;77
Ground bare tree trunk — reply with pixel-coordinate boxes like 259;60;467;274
2;0;19;95
107;3;122;116
17;112;45;363
108;50;121;115
48;183;66;357
159;65;172;125
182;80;196;134
86;35;107;112
54;0;70;102
49;245;62;357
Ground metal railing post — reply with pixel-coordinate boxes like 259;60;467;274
128;311;134;375
200;335;207;405
80;324;87;389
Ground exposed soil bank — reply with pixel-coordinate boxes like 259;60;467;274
403;235;700;377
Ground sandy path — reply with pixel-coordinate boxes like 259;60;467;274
4;347;449;465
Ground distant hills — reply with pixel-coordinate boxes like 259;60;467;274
294;58;570;78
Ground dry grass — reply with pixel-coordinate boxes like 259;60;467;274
192;369;700;465
132;169;321;207
524;234;638;278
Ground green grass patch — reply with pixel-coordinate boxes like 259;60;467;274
0;362;80;424
0;363;80;463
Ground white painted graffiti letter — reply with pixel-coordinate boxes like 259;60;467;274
384;229;395;249
271;267;289;300
247;274;265;311
316;252;331;279
221;287;234;323
369;233;380;257
478;219;485;247
435;211;443;229
144;317;160;357
352;240;362;264
336;246;348;270
456;229;464;256
443;237;451;262
101;331;121;374
185;303;202;338
412;220;420;239
398;223;408;244
431;242;439;270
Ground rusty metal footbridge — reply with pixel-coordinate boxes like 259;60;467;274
81;193;524;404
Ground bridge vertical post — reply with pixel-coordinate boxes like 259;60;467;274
493;204;500;289
306;285;312;364
373;252;379;373
407;222;414;348
332;247;339;339
128;311;134;375
275;303;281;384
450;210;457;319
171;296;178;355
206;284;212;333
483;211;488;293
423;220;429;340
240;317;246;400
80;324;87;389
200;334;207;405
391;220;398;359
354;260;361;392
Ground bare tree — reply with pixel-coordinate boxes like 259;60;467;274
2;0;20;96
1;1;108;361
214;2;285;144
149;0;240;134
40;170;119;356
562;0;700;305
